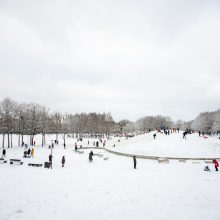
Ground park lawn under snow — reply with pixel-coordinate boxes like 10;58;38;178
0;133;220;220
108;132;220;158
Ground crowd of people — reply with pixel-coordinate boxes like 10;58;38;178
1;132;219;172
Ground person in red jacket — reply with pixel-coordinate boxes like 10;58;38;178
213;159;219;171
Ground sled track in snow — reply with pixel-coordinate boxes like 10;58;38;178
81;147;220;161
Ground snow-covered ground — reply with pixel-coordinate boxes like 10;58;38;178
0;133;220;220
106;132;220;158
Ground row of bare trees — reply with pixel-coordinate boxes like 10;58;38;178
118;110;220;135
191;110;220;134
1;97;219;148
0;98;116;148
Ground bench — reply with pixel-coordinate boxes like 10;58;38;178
205;160;213;164
103;157;109;160
0;158;7;164
178;159;186;163
10;159;23;165
28;163;43;167
158;158;169;164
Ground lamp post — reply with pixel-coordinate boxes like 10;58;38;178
42;130;45;147
10;129;14;148
50;140;54;169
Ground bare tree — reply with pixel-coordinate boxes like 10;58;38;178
0;98;17;148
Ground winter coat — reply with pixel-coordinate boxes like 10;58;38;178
62;157;65;164
28;149;31;155
49;155;52;162
213;160;219;167
31;148;35;156
89;152;93;160
133;156;137;165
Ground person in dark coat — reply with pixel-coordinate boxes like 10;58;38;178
75;145;78;151
23;151;27;158
49;154;52;162
62;156;65;167
89;151;93;162
153;133;156;139
183;131;187;139
133;156;137;169
2;149;6;158
27;148;31;157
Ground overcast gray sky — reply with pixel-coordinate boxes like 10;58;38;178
0;0;219;122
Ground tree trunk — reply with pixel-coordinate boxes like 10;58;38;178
2;134;5;148
32;135;35;146
21;134;24;147
7;133;10;148
42;133;44;147
30;135;34;146
18;134;20;147
10;133;13;148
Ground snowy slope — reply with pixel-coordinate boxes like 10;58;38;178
0;133;220;220
106;132;220;158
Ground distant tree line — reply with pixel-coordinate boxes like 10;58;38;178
191;110;220;134
0;97;219;148
118;111;220;135
0;98;116;148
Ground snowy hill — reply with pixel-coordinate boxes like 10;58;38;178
106;131;220;158
0;132;220;220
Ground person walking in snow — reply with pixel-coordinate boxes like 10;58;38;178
62;156;65;167
153;133;156;139
133;156;137;169
89;151;93;162
31;148;35;158
27;148;31;157
183;131;187;139
213;159;219;171
49;154;52;162
2;149;6;158
23;150;27;158
75;145;78;151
